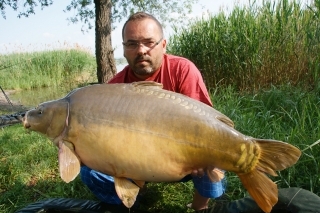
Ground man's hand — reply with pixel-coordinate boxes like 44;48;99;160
191;168;225;182
191;168;205;177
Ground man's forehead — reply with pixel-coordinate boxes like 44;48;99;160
124;19;160;34
127;18;157;26
124;19;160;40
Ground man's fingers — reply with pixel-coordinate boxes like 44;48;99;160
191;168;205;177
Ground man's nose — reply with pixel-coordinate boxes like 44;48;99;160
136;44;148;55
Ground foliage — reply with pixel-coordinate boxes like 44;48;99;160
0;0;53;18
0;48;96;90
168;0;320;91
64;0;198;31
1;0;198;31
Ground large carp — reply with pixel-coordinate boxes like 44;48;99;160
23;81;301;213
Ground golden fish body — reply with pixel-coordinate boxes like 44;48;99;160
23;82;301;213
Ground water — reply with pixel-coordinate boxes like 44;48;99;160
10;85;78;108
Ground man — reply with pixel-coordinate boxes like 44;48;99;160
80;12;225;211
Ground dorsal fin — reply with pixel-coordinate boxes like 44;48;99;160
216;115;235;128
132;81;163;89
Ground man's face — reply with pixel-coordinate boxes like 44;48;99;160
123;19;166;79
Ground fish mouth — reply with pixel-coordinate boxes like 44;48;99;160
24;122;31;129
22;113;31;129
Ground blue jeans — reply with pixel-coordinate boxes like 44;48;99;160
80;166;226;204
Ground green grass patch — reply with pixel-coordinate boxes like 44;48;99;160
0;49;97;90
212;84;320;198
0;125;96;212
1;85;319;213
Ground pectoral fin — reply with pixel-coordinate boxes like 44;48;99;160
114;177;140;208
58;141;81;183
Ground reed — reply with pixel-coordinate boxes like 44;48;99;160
0;49;96;90
168;0;320;91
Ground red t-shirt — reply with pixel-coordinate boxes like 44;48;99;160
108;54;213;107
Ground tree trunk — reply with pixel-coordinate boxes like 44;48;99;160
94;0;117;83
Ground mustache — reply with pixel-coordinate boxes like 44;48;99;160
134;56;151;63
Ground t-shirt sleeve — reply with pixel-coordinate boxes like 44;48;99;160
175;59;213;107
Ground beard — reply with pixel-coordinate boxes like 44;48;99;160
133;65;154;76
125;53;162;77
132;56;155;76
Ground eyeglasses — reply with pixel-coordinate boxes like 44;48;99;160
122;37;163;50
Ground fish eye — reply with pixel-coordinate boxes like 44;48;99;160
37;107;43;114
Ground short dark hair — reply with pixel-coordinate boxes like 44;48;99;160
122;12;164;40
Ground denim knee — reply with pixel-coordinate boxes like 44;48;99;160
80;166;122;204
192;172;227;198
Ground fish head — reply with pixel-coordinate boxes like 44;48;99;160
23;100;69;141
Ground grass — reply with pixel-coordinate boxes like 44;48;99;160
168;0;320;91
212;84;320;195
0;48;97;90
1;85;319;213
0;126;96;212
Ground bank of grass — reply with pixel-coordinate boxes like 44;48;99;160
0;85;319;213
168;0;320;91
0;48;97;90
0;125;97;213
212;84;320;196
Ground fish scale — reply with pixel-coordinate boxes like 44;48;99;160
22;81;301;213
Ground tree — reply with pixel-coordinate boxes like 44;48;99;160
0;0;198;83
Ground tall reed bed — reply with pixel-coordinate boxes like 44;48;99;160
0;49;96;90
168;0;320;91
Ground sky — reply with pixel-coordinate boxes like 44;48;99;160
0;0;305;59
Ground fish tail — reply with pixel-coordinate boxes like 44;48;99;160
238;169;277;213
238;139;301;213
255;139;301;175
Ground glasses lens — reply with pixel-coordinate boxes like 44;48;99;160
125;42;138;49
123;38;162;50
142;41;156;48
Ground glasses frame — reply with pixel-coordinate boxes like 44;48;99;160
122;37;163;50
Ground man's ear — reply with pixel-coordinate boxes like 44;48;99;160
162;39;167;53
